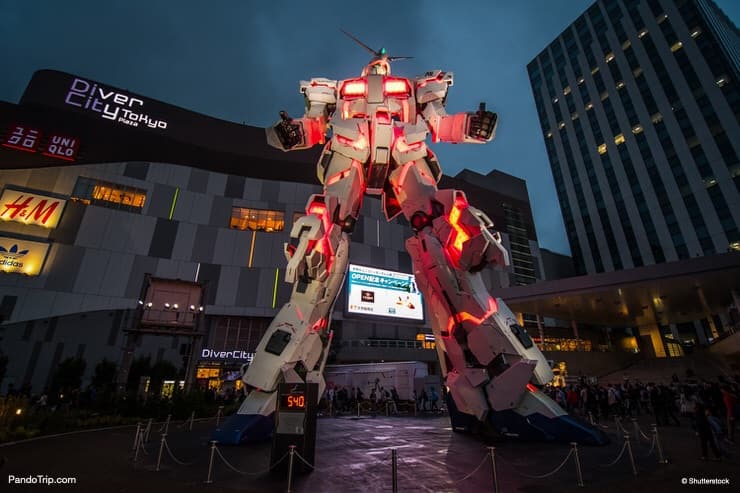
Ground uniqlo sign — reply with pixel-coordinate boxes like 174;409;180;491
1;124;41;153
0;189;67;228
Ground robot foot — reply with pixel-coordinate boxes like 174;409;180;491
445;393;608;445
212;413;274;444
485;410;609;446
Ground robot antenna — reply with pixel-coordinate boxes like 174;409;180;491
340;29;378;56
340;29;414;62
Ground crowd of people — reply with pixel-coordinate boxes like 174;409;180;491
541;374;738;460
323;382;442;416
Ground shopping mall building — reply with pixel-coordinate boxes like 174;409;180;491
0;70;548;395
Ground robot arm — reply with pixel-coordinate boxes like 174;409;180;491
266;78;337;151
415;70;498;144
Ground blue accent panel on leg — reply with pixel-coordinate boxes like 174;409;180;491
487;410;609;445
212;413;274;444
445;392;477;433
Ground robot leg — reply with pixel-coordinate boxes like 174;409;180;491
391;162;606;444
214;151;364;444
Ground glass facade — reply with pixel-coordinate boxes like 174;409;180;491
528;0;740;274
71;176;146;212
230;207;285;232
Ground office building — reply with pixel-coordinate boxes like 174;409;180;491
528;0;739;276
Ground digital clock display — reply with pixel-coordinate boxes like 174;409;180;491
280;393;306;409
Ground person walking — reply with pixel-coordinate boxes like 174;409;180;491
694;403;722;461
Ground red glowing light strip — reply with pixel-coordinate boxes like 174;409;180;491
41;152;76;162
448;197;471;254
336;134;368;150
526;383;538;393
2;143;36;153
395;137;423;153
384;78;410;95
341;80;367;97
445;297;498;333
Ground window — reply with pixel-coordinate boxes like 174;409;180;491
71;177;146;212
510;324;533;349
230;207;285;232
614;133;626;145
670;41;683;52
632;124;643;134
598;143;607;155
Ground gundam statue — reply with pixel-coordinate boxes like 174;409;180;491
215;32;606;445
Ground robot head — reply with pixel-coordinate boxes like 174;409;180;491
362;56;391;76
341;30;411;77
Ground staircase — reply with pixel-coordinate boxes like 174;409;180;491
598;348;731;384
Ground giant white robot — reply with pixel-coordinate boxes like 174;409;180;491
217;33;605;445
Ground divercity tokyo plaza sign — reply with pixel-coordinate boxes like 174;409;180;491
201;348;254;362
64;78;168;130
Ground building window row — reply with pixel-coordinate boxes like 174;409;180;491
71;177;146;213
230;207;285;232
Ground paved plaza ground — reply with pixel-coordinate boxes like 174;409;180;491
1;412;737;492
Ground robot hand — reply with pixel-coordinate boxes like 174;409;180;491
466;103;498;142
273;111;303;150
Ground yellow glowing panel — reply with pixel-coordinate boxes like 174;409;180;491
614;133;625;145
0;189;67;228
0;237;50;276
597;143;607;155
670;41;683;52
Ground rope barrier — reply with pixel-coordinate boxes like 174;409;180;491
497;448;574;479
598;440;628;467
163;437;195;466
448;452;490;484
643;433;656;457
214;446;290;476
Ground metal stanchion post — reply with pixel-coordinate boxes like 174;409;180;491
357;402;361;417
631;418;640;443
588;411;595;426
164;414;172;434
571;442;584;488
392;448;398;493
156;433;167;471
133;429;143;462
652;425;668;464
386;401;389;417
624;434;637;476
144;418;153;442
188;411;195;431
287;445;296;493
488;447;499;493
132;422;142;451
205;440;217;484
216;406;224;426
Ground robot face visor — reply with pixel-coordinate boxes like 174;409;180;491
364;59;390;76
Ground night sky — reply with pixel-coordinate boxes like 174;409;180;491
2;0;738;255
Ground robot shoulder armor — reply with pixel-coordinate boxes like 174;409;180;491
300;78;338;103
415;71;454;104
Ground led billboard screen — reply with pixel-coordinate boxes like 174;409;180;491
346;264;424;321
